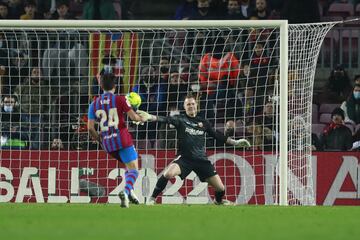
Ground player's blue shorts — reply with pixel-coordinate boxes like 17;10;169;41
111;145;138;164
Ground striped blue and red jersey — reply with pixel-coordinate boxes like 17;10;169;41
88;92;133;153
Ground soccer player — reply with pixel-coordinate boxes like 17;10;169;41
87;73;145;208
137;93;251;205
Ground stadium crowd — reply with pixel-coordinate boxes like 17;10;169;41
0;0;359;151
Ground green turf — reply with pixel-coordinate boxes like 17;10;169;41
0;204;359;240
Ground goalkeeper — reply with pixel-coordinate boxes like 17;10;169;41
137;93;250;205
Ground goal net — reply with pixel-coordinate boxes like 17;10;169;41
0;20;336;205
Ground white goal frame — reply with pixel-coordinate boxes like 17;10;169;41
0;20;290;205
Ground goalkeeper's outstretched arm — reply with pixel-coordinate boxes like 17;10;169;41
205;121;251;148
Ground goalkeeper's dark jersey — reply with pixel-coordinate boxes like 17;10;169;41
157;114;228;161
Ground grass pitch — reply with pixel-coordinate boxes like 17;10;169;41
0;204;359;240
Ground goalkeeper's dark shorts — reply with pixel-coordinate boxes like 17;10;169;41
173;156;217;182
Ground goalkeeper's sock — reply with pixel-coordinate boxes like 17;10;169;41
151;175;169;198
124;169;139;196
215;190;225;203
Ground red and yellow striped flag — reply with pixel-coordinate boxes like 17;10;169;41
89;32;139;94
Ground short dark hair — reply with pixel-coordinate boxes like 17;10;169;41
331;107;345;120
101;73;115;91
353;75;360;81
184;92;196;101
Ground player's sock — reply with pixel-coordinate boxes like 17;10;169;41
151;175;169;198
215;190;225;203
124;169;139;196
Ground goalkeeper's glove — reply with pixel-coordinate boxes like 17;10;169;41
136;110;153;122
132;110;153;125
234;139;251;148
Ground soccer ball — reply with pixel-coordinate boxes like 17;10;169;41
126;92;142;109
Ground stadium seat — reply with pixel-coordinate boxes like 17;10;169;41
328;3;354;18
319;103;340;114
356;3;360;16
322;30;340;67
312;123;326;138
341;29;359;68
319;113;332;124
312;104;319;123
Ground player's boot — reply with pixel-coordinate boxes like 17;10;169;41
119;190;129;208
145;197;156;206
128;190;140;205
214;199;234;206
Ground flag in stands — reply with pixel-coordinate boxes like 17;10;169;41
89;32;139;94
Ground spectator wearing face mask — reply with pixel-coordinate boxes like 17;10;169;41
0;94;28;149
341;83;360;125
320;108;353;151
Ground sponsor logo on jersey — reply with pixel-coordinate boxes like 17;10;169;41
103;133;118;139
185;127;204;136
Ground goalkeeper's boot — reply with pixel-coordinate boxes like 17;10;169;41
214;199;234;206
145;197;156;206
128;190;140;205
119;190;129;208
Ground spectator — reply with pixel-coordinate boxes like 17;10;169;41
250;0;270;20
341;83;360;124
238;0;253;19
50;138;65;150
82;0;117;20
245;122;273;150
167;70;188;108
2;49;29;95
225;0;243;20
133;66;166;113
240;87;257;124
7;0;23;19
320;108;353;151
250;42;276;97
0;2;9;19
20;1;43;20
190;0;217;20
175;0;197;20
327;64;352;101
0;94;28;149
133;66;166;141
51;1;74;20
14;67;48;149
159;55;170;82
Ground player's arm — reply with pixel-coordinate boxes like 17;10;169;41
87;102;101;143
136;110;180;126
88;119;101;143
127;109;146;123
205;121;251;148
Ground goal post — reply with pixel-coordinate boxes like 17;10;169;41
0;20;337;205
